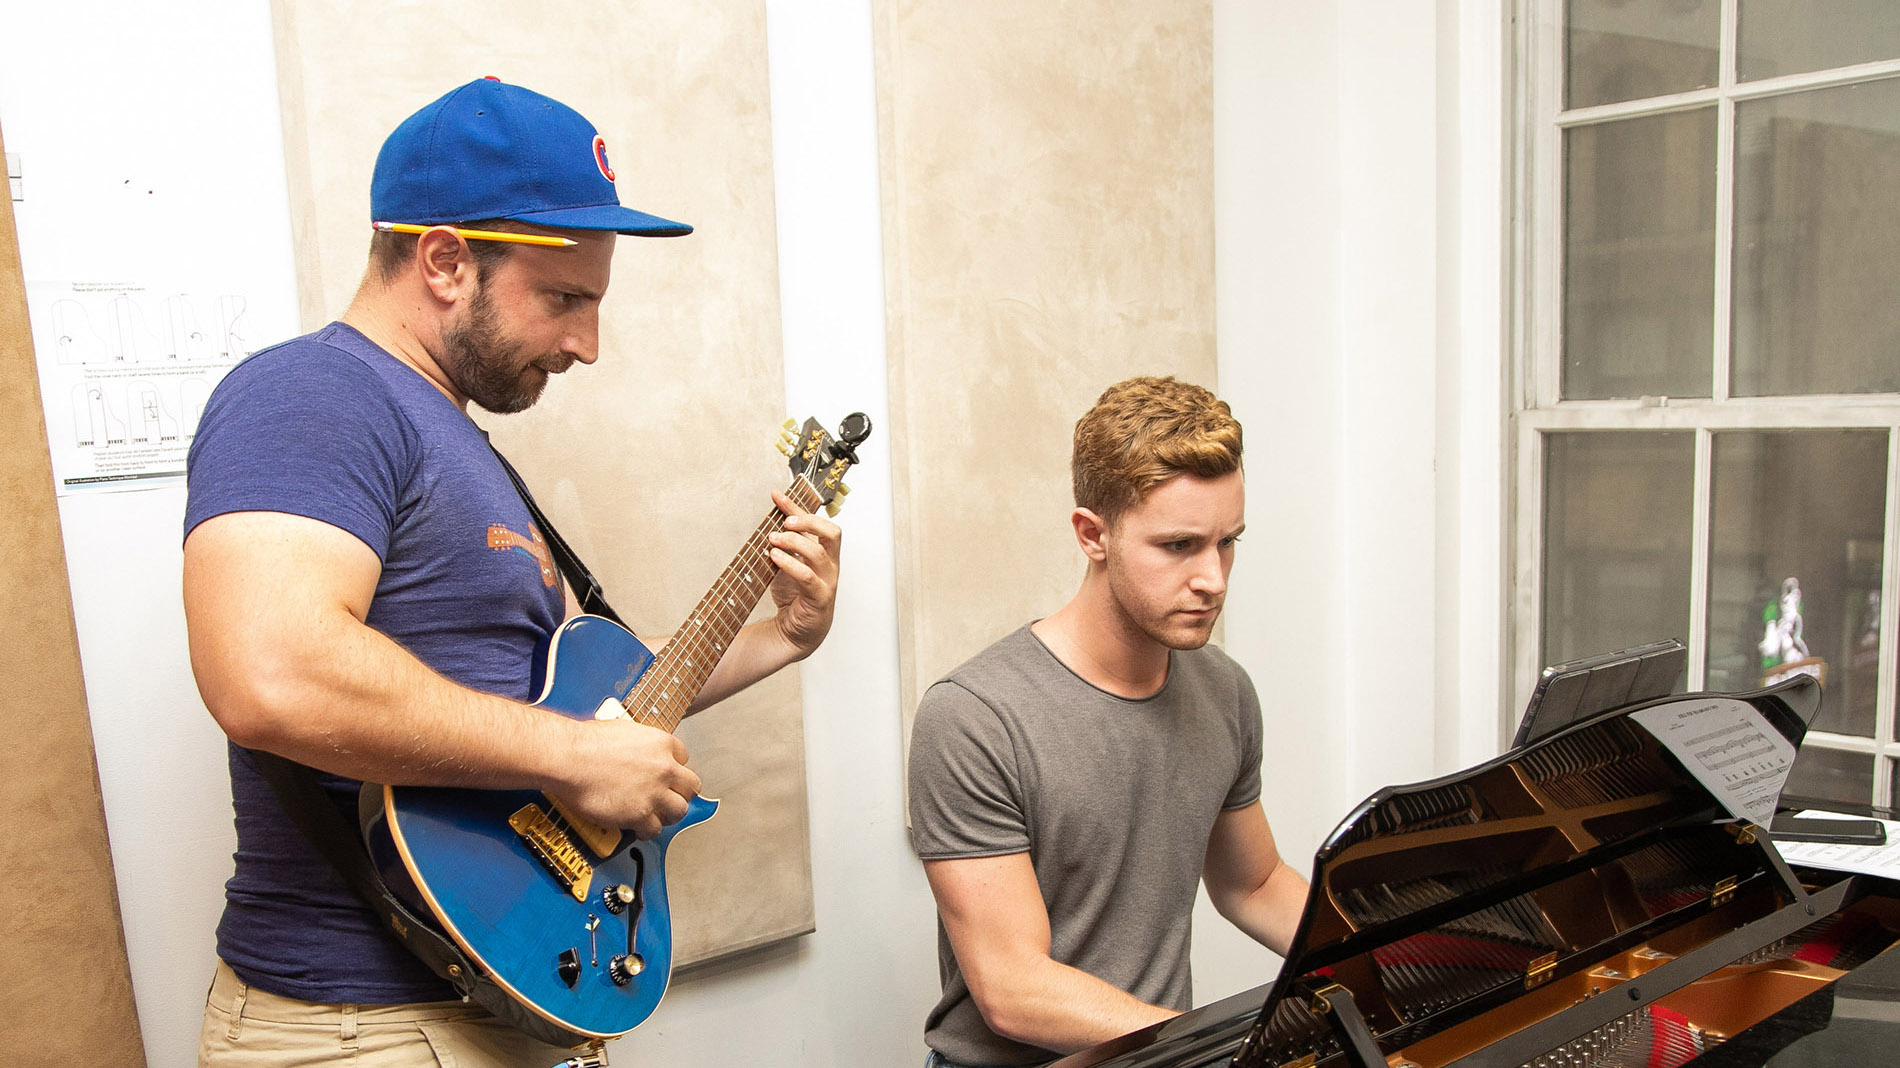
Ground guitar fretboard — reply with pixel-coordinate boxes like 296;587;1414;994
622;475;826;732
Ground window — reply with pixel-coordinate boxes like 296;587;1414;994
1516;0;1900;807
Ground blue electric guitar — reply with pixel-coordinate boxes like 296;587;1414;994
361;414;870;1044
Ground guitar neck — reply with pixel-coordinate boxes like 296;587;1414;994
621;475;825;732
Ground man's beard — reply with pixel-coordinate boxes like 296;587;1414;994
438;283;565;414
1104;550;1222;652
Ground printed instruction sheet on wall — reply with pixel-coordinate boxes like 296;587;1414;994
26;280;253;493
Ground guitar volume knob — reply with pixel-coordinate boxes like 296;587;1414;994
608;953;645;986
602;883;636;914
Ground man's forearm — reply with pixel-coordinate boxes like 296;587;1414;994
1222;862;1310;957
195;600;579;790
192;592;699;838
973;956;1178;1055
185;510;700;838
684;616;807;713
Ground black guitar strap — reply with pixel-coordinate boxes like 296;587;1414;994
246;446;629;1052
488;444;627;629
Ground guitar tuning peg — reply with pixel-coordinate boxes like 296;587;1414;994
782;417;797;430
825;499;844;518
775;436;792;456
835;483;851;496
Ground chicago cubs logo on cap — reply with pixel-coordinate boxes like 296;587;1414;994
593;135;616;183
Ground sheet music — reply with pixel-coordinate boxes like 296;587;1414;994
1629;696;1797;825
1774;811;1900;877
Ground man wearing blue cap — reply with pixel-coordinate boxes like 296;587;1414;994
183;78;841;1067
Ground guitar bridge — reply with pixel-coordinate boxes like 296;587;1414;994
508;803;594;902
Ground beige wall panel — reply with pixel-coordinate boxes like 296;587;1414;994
875;1;1218;737
271;0;812;965
0;121;148;1067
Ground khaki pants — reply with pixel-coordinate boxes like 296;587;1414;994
199;960;584;1068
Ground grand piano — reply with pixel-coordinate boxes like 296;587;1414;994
1050;674;1900;1068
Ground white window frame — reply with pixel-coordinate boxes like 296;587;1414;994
1512;0;1900;803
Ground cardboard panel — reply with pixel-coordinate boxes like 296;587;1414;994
0;121;148;1067
270;0;811;965
873;1;1219;743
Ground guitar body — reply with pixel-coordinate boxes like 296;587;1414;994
362;614;718;1040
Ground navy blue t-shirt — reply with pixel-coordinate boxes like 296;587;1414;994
184;322;567;1004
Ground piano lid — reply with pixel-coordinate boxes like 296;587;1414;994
1052;674;1826;1068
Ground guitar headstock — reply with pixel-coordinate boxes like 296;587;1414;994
777;413;872;517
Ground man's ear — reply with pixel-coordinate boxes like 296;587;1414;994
415;227;479;305
1072;507;1110;563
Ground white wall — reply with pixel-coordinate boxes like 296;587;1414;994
1198;0;1509;1000
1;1;1512;1064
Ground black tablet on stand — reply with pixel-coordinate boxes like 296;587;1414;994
1513;638;1882;846
1511;637;1688;749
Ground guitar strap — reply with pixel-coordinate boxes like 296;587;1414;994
488;443;628;629
246;446;631;1051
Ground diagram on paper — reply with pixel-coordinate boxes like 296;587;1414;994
27;282;253;492
67;376;215;448
42;287;251;365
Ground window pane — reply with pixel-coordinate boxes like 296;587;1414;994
1567;0;1719;109
1564;111;1717;399
1783;744;1874;808
1733;78;1900;396
1707;431;1888;738
1740;0;1900;82
1543;433;1694;668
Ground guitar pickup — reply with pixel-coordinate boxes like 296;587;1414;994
509;803;594;901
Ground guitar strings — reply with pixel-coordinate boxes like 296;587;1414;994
627;515;777;730
621;474;828;733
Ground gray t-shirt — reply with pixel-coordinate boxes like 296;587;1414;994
908;625;1263;1066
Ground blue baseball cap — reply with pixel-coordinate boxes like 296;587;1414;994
370;77;691;237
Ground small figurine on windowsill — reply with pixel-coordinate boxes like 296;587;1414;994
1760;576;1826;687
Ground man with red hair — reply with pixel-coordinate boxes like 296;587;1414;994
910;376;1307;1068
